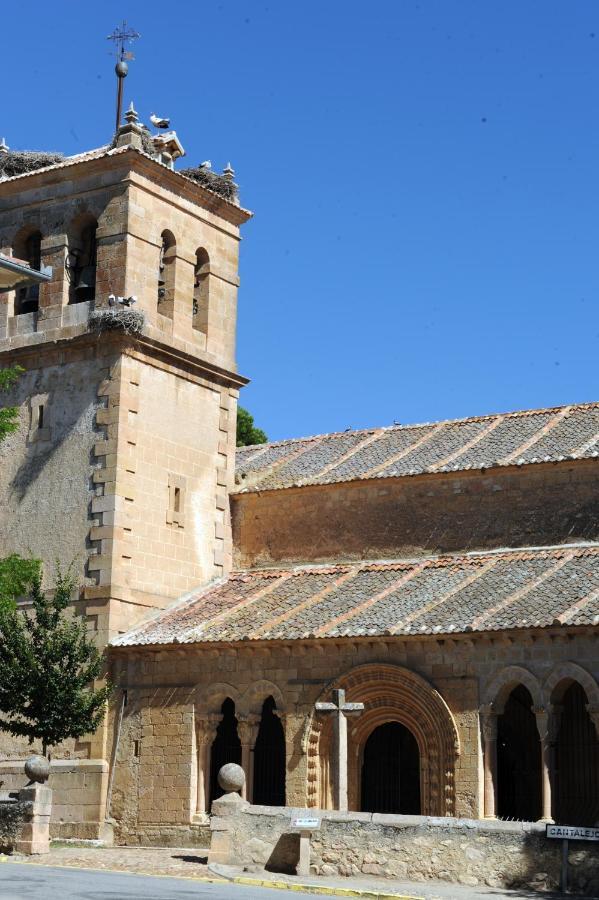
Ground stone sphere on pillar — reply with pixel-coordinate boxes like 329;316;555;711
217;762;245;794
24;755;50;784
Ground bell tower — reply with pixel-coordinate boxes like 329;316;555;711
0;122;251;659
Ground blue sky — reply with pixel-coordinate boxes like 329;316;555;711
4;2;599;440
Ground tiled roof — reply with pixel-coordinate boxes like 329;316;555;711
112;544;599;647
234;403;599;493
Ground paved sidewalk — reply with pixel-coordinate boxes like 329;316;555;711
4;845;212;880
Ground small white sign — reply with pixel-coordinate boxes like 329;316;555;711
546;825;599;842
291;817;321;831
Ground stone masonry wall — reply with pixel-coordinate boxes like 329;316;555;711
218;806;599;895
232;461;599;568
109;626;599;841
0;343;116;590
0;760;110;842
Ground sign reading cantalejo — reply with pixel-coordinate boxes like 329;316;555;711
291;817;321;830
546;825;599;842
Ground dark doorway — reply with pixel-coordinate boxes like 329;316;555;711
361;721;420;814
209;698;241;803
555;682;599;826
253;696;286;806
497;685;542;821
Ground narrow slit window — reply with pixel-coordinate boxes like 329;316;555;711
37;405;44;429
167;475;186;528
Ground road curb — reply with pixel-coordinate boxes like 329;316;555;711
209;864;422;899
233;877;422;898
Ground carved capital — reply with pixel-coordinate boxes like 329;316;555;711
196;715;219;745
535;705;563;744
480;706;498;743
237;715;260;747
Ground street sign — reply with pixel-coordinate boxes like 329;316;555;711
291;817;321;831
546;825;599;842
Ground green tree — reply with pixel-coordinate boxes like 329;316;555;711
0;555;41;606
0;366;24;443
236;406;268;447
0;569;112;755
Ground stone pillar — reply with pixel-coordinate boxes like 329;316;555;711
238;716;259;802
481;706;498;819
208;764;249;867
196;718;218;818
535;707;558;823
15;784;52;855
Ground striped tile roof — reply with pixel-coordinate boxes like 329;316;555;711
112;544;599;647
234;402;599;493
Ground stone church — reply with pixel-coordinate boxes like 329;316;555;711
0;113;597;847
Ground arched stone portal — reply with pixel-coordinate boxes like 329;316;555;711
307;663;460;815
361;721;421;814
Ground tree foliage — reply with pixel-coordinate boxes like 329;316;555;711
0;570;112;754
0;366;23;443
236;406;268;447
0;555;41;607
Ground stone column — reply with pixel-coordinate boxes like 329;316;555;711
480;706;498;819
535;707;558;823
237;716;259;802
196;718;218;818
15;784;52;855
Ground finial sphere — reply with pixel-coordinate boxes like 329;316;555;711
24;755;50;784
217;762;245;793
115;60;129;78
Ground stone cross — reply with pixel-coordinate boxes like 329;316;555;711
315;688;364;811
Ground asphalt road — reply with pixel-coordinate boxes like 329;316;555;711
0;863;333;900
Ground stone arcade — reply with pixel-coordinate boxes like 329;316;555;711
0;118;598;860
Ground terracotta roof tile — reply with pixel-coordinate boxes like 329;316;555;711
234;403;599;493
112;544;599;647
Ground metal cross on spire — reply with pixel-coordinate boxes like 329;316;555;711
107;21;140;133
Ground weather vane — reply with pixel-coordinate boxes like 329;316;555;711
107;21;140;134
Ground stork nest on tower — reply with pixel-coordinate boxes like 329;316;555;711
0;150;64;179
180;165;239;203
89;308;145;335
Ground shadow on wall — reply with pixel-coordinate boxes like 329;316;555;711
265;832;300;875
5;363;104;505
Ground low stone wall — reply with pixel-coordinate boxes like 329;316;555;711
0;759;110;842
115;823;210;848
216;806;599;895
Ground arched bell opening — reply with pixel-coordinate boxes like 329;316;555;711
497;685;542;821
252;696;286;806
13;228;42;315
67;216;97;304
360;721;421;814
157;229;176;318
209;697;241;804
554;682;599;826
192;247;209;336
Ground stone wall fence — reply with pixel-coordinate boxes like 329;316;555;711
0;756;52;855
210;798;599;895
